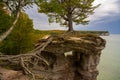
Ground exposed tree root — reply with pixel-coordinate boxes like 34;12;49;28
0;36;53;80
20;57;35;80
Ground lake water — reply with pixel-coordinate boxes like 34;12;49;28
98;34;120;80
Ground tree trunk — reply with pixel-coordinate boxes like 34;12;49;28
68;19;73;32
0;11;20;42
67;11;74;32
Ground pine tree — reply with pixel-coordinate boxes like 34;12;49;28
37;0;99;31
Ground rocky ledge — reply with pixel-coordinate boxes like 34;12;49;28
0;34;106;80
34;34;106;80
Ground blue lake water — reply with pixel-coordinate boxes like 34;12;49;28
98;34;120;80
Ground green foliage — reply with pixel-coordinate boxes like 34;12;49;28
34;30;64;39
0;9;14;34
0;0;4;7
2;0;35;15
37;0;99;30
0;13;34;55
33;30;108;39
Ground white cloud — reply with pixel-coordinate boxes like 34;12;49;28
89;0;120;22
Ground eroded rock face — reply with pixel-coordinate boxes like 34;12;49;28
0;34;106;80
35;34;106;80
0;67;28;80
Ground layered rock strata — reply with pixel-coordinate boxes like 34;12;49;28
35;34;106;80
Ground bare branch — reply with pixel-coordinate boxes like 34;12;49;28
0;11;20;42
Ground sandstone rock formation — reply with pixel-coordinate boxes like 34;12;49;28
33;34;106;80
0;33;106;80
0;67;28;80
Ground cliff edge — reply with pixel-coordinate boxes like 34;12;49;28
0;33;106;80
33;33;106;80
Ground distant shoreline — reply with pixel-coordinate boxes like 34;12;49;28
34;30;109;37
76;30;109;36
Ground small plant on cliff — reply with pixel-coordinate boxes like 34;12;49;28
37;0;100;32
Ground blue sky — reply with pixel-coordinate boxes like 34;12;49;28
25;0;120;34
